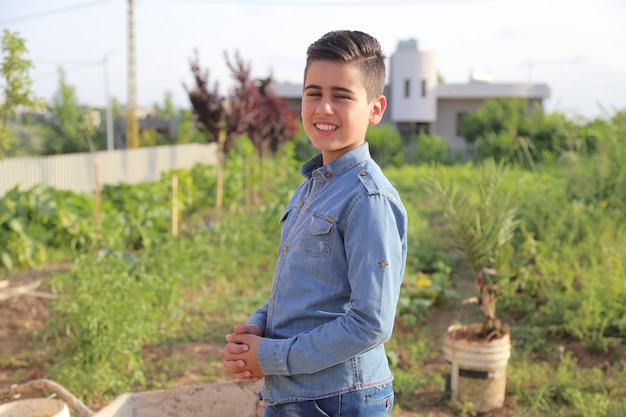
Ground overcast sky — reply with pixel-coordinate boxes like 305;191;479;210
2;0;625;120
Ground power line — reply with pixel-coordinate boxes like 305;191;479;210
0;0;117;25
2;0;468;25
32;58;104;66
34;61;105;81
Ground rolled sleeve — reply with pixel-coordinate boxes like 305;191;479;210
257;337;291;376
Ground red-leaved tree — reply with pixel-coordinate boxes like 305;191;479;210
185;49;298;208
226;51;298;156
225;51;298;204
183;49;231;209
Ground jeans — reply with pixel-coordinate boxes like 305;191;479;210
263;382;394;417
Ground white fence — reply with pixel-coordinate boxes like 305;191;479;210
0;143;218;197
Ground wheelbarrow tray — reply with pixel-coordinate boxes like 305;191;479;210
93;380;264;417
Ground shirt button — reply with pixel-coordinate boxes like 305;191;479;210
325;172;332;178
298;202;304;208
282;245;288;253
360;170;368;176
380;261;388;268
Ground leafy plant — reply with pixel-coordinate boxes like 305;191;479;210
3;110;626;414
366;124;404;167
1;29;42;157
44;68;94;155
423;159;520;338
46;240;187;399
0;185;95;269
460;98;583;167
397;251;456;324
409;131;457;166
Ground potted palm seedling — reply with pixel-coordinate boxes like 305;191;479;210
424;158;520;412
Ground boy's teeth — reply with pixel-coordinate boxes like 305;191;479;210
316;124;336;131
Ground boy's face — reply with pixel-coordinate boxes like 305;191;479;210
302;60;386;165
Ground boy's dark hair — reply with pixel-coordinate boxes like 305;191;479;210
305;30;386;101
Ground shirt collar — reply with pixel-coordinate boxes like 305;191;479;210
301;143;371;181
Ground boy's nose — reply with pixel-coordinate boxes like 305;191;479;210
316;99;333;115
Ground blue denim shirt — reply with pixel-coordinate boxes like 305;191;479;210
247;143;408;405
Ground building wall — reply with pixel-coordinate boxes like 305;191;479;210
433;98;485;155
389;40;437;123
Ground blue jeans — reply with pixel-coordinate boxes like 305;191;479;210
263;383;394;417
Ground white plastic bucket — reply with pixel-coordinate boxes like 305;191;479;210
443;324;511;412
0;398;70;417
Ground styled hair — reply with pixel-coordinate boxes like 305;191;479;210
305;30;386;101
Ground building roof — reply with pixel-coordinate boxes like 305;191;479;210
436;82;550;100
271;81;302;99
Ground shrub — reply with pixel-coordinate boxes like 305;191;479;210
366;124;404;167
406;131;456;166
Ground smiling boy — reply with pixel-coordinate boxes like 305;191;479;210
222;30;408;417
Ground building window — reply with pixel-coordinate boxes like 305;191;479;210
404;79;410;98
421;79;426;97
456;112;468;136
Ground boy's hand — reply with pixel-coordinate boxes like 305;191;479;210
222;324;265;381
232;323;264;337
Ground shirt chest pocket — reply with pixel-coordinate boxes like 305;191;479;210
299;215;334;258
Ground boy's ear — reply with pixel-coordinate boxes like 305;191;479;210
369;95;387;125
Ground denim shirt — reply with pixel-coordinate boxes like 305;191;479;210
247;143;408;405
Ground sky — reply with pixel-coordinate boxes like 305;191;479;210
2;0;625;120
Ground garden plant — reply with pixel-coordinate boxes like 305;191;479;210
1;105;625;416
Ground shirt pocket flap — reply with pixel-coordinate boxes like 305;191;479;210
307;216;334;235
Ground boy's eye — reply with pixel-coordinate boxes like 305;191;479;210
306;91;322;97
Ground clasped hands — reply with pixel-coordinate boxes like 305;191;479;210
221;323;266;382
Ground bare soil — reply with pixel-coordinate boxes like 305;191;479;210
0;265;619;417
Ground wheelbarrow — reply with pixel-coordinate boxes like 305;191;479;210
0;379;264;417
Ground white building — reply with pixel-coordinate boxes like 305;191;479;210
272;38;550;156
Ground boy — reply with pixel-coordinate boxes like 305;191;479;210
222;30;407;417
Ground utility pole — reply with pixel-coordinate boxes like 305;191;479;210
126;0;139;148
103;52;114;151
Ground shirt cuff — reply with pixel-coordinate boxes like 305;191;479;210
257;337;290;376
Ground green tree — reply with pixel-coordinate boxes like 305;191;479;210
153;91;178;118
44;68;89;154
366;124;404;167
461;98;582;168
111;96;122;119
77;110;101;153
0;29;42;157
411;131;456;166
175;109;205;144
459;98;530;144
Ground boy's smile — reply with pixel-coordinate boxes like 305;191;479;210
301;60;386;164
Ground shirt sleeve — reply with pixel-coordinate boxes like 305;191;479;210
256;193;407;376
247;300;268;333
